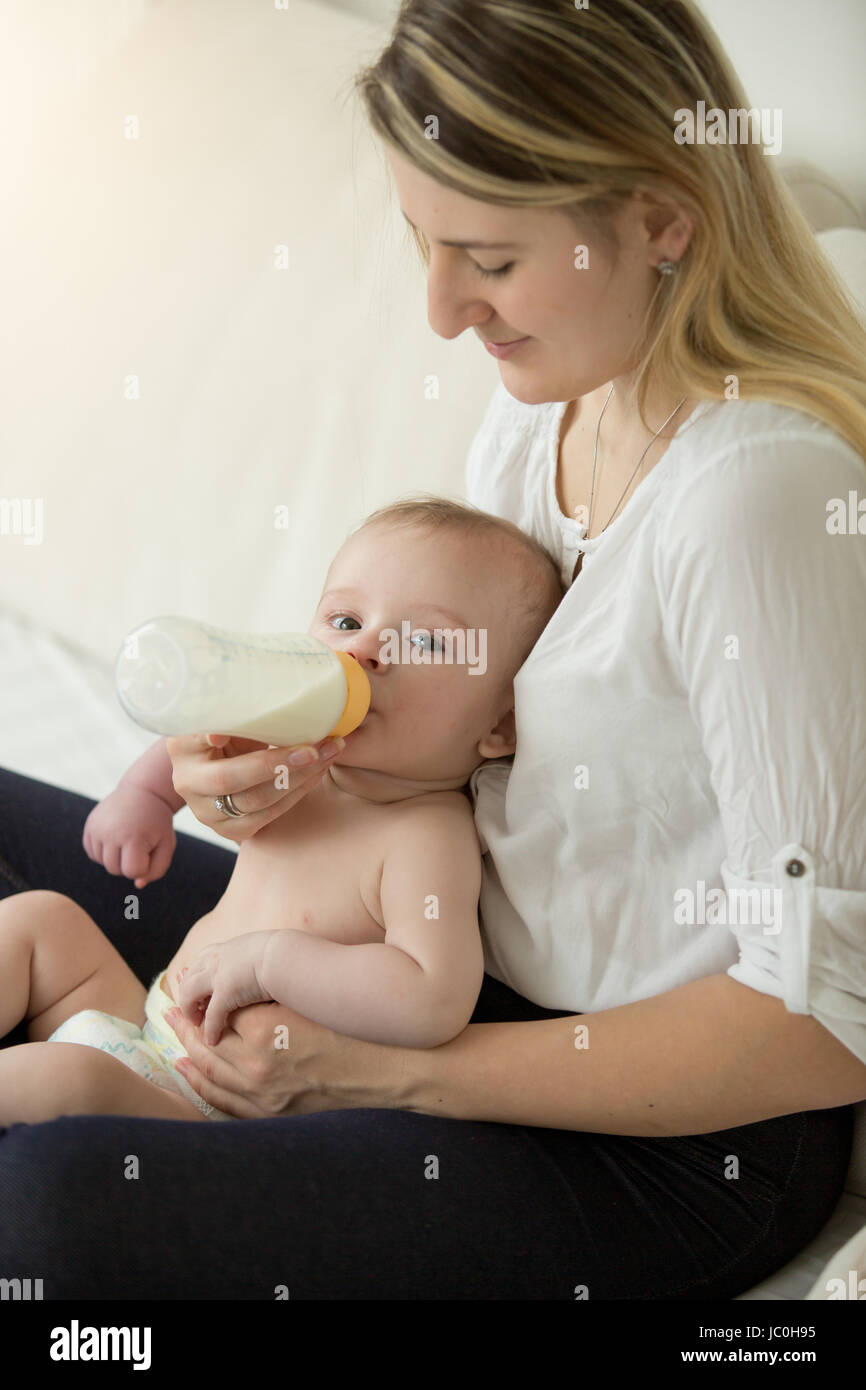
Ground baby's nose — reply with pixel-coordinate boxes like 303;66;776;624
346;646;380;671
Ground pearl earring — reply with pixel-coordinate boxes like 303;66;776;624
657;260;678;275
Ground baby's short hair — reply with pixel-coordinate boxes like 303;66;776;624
347;492;566;678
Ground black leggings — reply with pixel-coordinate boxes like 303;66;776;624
0;767;853;1299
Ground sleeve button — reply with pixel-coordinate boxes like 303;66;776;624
785;858;806;877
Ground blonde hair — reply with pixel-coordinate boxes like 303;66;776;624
354;0;866;465
343;493;564;674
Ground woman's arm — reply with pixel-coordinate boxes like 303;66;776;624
396;972;866;1136
166;970;866;1129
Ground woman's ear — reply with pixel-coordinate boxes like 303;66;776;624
636;186;695;265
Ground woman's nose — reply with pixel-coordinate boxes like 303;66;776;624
426;252;489;340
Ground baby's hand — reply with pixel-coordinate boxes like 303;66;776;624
82;785;176;889
174;933;275;1046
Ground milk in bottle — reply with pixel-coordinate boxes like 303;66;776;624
115;616;370;747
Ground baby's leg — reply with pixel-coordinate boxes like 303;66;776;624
0;1041;208;1124
0;890;147;1042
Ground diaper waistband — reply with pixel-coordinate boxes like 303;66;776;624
143;971;183;1060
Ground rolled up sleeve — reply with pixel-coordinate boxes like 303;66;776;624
656;426;866;1065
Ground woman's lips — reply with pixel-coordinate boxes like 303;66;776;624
484;337;530;360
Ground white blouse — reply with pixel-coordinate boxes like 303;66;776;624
465;381;866;1065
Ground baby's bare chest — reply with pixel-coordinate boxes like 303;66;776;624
164;798;392;996
228;807;387;943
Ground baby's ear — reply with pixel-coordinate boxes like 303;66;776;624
477;722;516;760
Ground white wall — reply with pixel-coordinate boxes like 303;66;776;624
698;0;866;216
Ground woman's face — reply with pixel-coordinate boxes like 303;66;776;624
385;146;688;407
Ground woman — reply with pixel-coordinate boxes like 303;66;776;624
1;0;864;1299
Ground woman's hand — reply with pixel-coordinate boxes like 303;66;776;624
163;1000;404;1119
165;730;348;844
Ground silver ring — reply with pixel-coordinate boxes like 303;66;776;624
214;792;245;818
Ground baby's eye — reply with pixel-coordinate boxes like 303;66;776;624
410;630;443;653
330;615;361;632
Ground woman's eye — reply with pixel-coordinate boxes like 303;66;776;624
475;262;514;279
330;615;360;632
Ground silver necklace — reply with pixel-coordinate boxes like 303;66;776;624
587;386;687;536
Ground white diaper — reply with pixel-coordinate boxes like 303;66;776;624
46;971;232;1121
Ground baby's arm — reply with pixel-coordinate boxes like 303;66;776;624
82;737;184;888
178;799;485;1048
121;737;186;813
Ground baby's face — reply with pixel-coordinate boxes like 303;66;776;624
308;523;519;785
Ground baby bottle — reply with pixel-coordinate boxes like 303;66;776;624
114;615;370;748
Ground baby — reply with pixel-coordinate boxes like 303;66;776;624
0;496;563;1123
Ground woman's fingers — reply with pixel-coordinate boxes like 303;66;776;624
204;732;279;757
169;733;341;801
166;1012;268;1119
165;731;348;841
204;755;340;838
167;733;282;799
175;1055;263;1119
